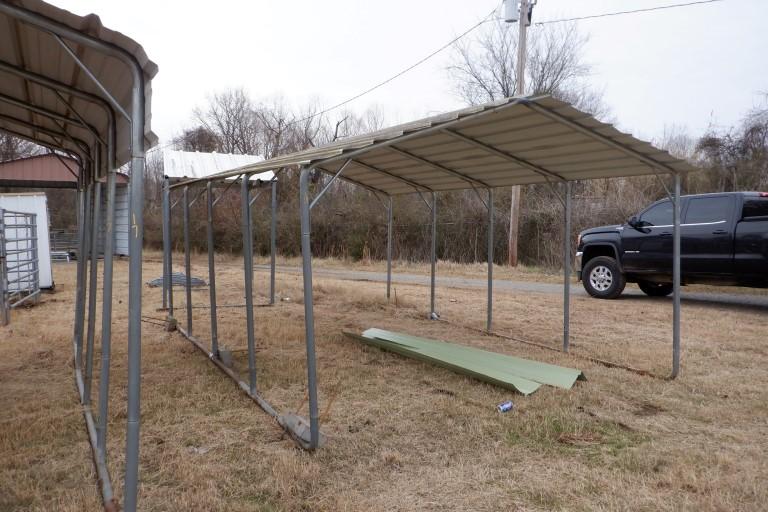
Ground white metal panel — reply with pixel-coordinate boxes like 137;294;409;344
162;150;272;182
0;192;53;288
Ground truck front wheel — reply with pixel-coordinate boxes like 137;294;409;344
582;256;626;299
637;280;673;297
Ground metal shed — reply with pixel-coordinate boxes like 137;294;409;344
0;1;156;510
0;154;131;256
166;95;697;453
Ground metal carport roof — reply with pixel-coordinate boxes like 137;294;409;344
0;0;157;168
173;95;696;193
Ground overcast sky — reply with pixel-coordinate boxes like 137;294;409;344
54;0;768;146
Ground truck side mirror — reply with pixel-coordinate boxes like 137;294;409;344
627;216;639;227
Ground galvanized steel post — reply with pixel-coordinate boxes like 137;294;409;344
183;186;192;334
97;169;116;452
387;196;393;301
161;177;170;310
77;182;93;373
563;181;572;352
241;175;257;394
671;173;682;379
73;186;86;365
270;179;277;305
206;181;219;355
84;181;101;404
299;167;320;449
486;188;494;331
0;208;7;326
430;192;437;319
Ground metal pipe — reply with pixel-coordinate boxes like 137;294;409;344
486;188;494;331
206;182;219;355
167;186;174;317
183;186;192;334
299;167;320;449
241;176;257;394
430;192;437;319
0;208;8;326
97;168;116;453
309;159;351;210
270;180;277;305
161;178;169;310
73;186;86;363
387;196;393;300
671;173;682;378
563;181;572;352
84;181;101;404
77;182;93;373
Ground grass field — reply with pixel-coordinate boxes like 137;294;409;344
1;253;766;511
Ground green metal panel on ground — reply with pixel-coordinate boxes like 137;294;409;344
344;328;585;396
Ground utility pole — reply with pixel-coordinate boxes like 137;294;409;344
506;0;532;267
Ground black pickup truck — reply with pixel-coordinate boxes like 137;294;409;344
576;192;768;299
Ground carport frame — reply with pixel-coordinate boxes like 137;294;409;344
165;95;689;453
0;3;153;511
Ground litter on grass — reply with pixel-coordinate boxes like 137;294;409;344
344;328;585;396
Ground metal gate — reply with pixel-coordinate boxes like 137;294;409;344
0;208;40;325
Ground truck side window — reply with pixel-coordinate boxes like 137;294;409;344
640;201;673;226
685;196;730;224
742;197;768;218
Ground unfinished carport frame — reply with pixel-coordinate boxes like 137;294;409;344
0;1;156;511
167;95;696;451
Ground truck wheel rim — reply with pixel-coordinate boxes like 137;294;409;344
589;265;613;291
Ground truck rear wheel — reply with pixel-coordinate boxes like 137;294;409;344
582;256;626;299
638;280;674;297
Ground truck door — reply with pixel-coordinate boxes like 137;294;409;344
681;195;735;275
621;199;674;274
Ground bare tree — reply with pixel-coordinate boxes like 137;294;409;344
0;133;39;162
194;88;261;155
174;126;220;152
449;20;607;266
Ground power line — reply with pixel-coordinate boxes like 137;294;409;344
287;5;501;128
533;0;724;25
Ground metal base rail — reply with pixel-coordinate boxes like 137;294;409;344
72;341;118;512
176;325;324;450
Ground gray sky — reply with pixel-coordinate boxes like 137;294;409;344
55;0;768;146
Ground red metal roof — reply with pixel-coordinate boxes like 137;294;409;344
0;154;128;188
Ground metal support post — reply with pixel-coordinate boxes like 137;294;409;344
183;186;192;334
563;181;572;352
241;176;257;394
77;182;93;374
0;208;7;326
270;180;277;305
430;192;437;319
97;169;116;452
206;181;219;355
73;186;86;365
486;189;494;331
299;167;320;449
671;173;682;379
84;181;101;404
161;177;170;310
387;196;393;301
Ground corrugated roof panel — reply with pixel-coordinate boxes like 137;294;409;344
171;96;697;194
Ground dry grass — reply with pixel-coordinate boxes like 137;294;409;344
1;252;767;511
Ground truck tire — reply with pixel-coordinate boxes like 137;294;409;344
638;280;673;297
582;256;626;299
